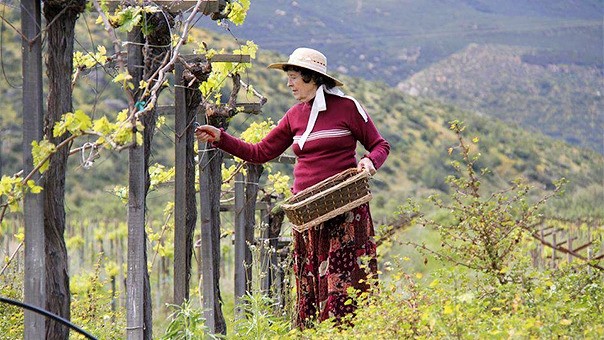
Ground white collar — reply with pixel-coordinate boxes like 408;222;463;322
297;85;368;149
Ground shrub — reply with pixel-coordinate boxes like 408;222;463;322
403;120;565;284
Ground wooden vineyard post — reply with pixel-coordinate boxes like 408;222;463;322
173;61;188;305
552;229;558;269
126;26;152;340
21;0;46;337
244;165;264;282
260;194;287;303
233;164;264;317
587;225;592;274
567;224;573;265
199;138;227;334
173;55;209;307
232;157;293;312
198;138;216;331
171;53;253;334
259;196;272;295
234;171;247;317
532;219;603;272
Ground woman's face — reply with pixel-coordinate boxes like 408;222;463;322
287;70;318;102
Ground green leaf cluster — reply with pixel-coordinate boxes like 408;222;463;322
31;139;56;173
53;109;92;137
240;118;275;143
267;172;291;198
198;41;258;100
226;0;251;26
0;176;43;212
73;45;108;70
100;5;160;33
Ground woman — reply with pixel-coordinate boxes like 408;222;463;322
195;47;390;327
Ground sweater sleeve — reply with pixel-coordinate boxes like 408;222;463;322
349;109;390;169
214;115;294;164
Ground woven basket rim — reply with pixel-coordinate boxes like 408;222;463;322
281;168;372;232
291;193;372;233
281;168;370;210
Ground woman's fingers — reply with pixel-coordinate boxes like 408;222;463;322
357;158;376;175
195;125;220;142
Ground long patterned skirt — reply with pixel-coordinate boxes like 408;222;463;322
292;203;378;327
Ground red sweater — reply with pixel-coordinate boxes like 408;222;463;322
215;94;390;193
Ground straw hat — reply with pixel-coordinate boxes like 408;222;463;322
268;47;344;87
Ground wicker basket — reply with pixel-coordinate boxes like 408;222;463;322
281;168;372;232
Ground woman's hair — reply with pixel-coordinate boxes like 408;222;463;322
283;65;336;89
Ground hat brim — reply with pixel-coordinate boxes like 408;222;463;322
268;62;344;87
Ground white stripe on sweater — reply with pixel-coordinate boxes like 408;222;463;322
297;85;368;150
293;129;351;143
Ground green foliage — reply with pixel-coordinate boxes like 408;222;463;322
53;109;93;137
198;41;258;100
418;264;604;338
102;5;160;33
229;241;292;339
148;164;175;192
0;269;24;338
286;257;604;339
225;0;251;26
111;162;174;204
147;202;175;262
239;119;275;143
402;121;565;284
73;45;108;71
161;300;211;340
0;254;127;340
112;71;136;91
31;139;56;174
0;175;43;213
70;255;126;339
231;292;291;339
266;172;292;198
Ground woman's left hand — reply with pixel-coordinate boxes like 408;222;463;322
357;157;376;175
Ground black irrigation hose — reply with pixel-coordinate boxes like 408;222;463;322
0;296;98;340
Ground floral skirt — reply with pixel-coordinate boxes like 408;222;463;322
292;203;377;327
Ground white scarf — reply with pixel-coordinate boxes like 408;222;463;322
297;85;369;150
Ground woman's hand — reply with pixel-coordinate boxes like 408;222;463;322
357;157;376;175
195;125;221;143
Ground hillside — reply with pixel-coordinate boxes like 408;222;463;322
195;0;603;153
398;44;604;154
197;0;603;85
0;10;602;223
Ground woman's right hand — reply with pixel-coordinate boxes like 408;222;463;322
195;125;221;143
